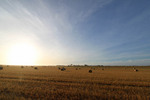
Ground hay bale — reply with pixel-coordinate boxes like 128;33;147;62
89;70;92;73
34;67;38;70
61;67;66;71
134;69;138;72
21;66;24;68
0;66;3;70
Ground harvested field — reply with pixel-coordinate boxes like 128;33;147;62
0;65;150;100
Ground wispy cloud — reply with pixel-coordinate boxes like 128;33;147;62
0;0;150;65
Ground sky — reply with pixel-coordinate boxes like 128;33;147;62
0;0;150;65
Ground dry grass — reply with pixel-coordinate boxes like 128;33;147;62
0;65;150;100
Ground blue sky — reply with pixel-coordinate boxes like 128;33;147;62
0;0;150;65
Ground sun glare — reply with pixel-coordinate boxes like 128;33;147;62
7;43;37;65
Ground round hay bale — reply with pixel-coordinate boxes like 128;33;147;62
134;69;138;72
89;70;92;73
34;67;38;70
0;66;3;70
61;67;66;71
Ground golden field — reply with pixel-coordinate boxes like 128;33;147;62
0;65;150;100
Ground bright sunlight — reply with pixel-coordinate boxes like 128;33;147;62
7;43;37;65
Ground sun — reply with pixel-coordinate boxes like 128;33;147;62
7;43;37;65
